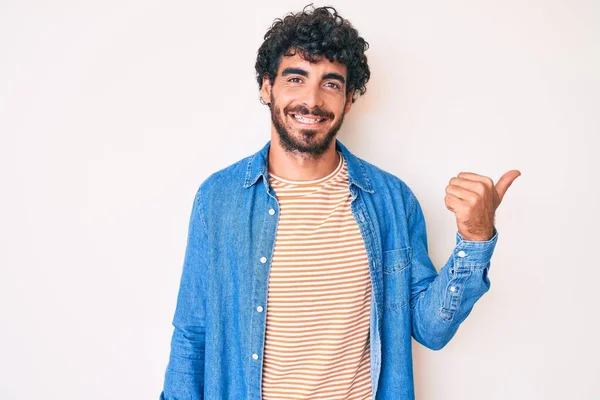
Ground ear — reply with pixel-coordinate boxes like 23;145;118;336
343;90;353;114
260;74;272;105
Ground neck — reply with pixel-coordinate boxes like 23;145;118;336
268;133;340;182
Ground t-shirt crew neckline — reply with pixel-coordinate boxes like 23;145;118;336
268;151;344;186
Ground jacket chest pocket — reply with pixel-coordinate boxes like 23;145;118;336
382;247;412;310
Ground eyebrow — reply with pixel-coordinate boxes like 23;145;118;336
281;68;346;85
322;72;346;85
282;67;308;78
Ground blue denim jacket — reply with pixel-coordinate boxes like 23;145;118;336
161;139;498;400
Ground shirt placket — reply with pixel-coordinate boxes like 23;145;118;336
248;182;280;400
349;184;383;398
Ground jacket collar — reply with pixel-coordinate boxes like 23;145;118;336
243;139;374;194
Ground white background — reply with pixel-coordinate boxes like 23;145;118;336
1;1;598;399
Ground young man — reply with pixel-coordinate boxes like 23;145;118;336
161;5;520;400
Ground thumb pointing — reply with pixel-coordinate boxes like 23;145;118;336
495;170;521;202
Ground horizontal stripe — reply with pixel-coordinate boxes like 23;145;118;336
262;153;373;399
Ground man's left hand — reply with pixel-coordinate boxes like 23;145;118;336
444;170;521;241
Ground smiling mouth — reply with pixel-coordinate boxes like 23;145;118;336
290;113;327;125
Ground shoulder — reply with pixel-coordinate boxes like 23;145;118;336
198;154;252;195
188;153;253;222
354;155;416;201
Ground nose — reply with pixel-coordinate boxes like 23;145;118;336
300;83;324;109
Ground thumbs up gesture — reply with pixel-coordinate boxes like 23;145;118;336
444;170;521;241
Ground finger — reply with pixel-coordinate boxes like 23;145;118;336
449;177;488;197
457;172;494;188
495;170;521;201
445;194;470;215
444;193;465;213
446;184;479;205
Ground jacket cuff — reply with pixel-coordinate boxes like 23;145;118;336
453;228;498;267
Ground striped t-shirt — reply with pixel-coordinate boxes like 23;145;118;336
261;152;373;400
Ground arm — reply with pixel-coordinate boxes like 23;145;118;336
408;192;497;350
409;169;519;350
161;188;208;399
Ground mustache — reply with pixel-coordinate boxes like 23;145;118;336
284;105;335;120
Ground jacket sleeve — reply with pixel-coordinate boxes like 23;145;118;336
407;190;498;350
161;188;208;399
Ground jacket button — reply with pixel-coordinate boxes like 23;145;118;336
268;208;275;215
457;250;467;258
256;306;263;312
260;257;267;264
252;353;259;360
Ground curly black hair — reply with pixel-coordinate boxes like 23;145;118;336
255;4;370;103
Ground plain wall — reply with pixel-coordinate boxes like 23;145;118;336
1;0;598;399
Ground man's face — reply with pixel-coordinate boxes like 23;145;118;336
261;51;353;158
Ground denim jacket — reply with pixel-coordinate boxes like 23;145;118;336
161;139;498;400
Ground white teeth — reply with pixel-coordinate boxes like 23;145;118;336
293;114;323;124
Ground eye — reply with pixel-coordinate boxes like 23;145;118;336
288;77;302;83
325;82;341;89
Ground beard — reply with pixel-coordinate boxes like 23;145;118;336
270;93;345;159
